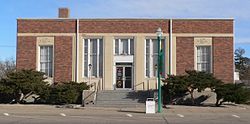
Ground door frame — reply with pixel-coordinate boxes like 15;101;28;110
114;63;134;90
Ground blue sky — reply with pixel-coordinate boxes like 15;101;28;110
0;0;250;60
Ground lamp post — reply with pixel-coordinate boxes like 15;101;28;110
156;27;163;113
88;64;92;88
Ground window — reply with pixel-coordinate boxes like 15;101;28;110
115;38;134;55
197;46;211;73
145;38;165;77
40;46;53;77
84;38;103;77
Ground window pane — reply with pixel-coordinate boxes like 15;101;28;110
125;67;132;88
197;46;211;73
48;47;53;62
121;39;128;54
99;39;103;54
115;39;119;55
146;55;150;77
206;63;211;73
84;55;88;77
40;63;45;73
45;63;49;76
99;56;103;77
84;39;88;54
99;40;103;77
146;40;150;54
84;38;103;77
153;55;158;77
90;39;97;55
84;39;88;77
115;38;134;55
49;62;53;77
92;55;97;76
92;39;97;54
145;38;165;77
146;40;150;77
40;47;45;62
40;46;53;77
197;63;202;71
91;39;97;77
152;40;158;77
153;40;158;54
130;39;134;55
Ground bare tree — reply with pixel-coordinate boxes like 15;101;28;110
235;48;250;80
0;58;16;79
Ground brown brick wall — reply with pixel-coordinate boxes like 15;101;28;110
213;37;234;83
176;37;194;75
17;19;169;33
79;19;169;33
173;20;233;33
18;19;233;34
16;36;36;70
54;36;73;82
17;20;76;33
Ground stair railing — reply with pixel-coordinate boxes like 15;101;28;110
93;79;101;104
82;79;102;106
134;81;145;90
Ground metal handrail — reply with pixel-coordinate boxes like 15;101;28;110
93;80;100;103
134;81;145;90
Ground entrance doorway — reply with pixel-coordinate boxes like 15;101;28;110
115;63;133;89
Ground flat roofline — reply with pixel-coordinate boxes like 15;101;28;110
17;17;234;21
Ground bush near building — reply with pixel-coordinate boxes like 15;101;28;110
214;83;250;106
0;69;47;103
162;70;250;106
163;70;219;105
162;75;188;104
39;81;89;104
0;69;89;104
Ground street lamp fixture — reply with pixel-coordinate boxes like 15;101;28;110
88;64;92;71
156;27;163;37
156;27;163;113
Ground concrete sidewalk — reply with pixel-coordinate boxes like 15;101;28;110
0;104;249;115
162;104;250;113
0;104;249;124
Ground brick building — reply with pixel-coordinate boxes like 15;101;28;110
17;8;234;90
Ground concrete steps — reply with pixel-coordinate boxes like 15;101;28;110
92;90;155;108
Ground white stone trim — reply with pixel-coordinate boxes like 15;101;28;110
194;37;213;72
82;38;103;78
36;37;54;84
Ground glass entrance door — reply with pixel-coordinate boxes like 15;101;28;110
116;64;133;89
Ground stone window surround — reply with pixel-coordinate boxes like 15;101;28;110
114;37;134;56
82;37;103;78
144;37;166;78
194;37;213;73
36;37;54;83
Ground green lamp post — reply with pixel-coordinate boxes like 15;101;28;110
156;27;163;113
